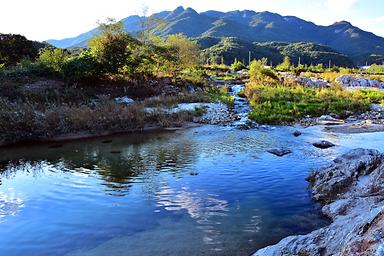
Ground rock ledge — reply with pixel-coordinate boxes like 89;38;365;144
254;148;384;256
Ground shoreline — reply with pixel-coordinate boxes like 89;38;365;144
2;119;384;148
0;123;202;149
254;148;384;255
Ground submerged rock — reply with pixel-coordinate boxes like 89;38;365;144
267;148;292;157
293;130;302;137
313;140;335;149
254;149;384;256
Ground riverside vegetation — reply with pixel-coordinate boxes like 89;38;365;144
244;57;384;124
0;21;230;145
2;19;384;145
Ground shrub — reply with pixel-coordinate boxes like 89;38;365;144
37;47;68;72
367;64;384;75
276;56;292;72
249;59;279;84
88;21;139;74
62;51;101;81
231;59;246;71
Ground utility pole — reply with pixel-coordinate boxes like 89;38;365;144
329;59;331;69
248;51;251;66
298;57;301;66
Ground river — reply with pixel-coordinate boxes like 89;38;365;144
2;123;384;256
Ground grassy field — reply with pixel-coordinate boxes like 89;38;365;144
245;84;384;124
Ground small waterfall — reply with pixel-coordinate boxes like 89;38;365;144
228;84;253;128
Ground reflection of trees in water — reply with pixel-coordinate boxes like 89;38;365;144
0;135;199;197
0;160;65;185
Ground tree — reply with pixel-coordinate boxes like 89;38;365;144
249;58;279;84
37;47;68;72
276;56;292;72
88;19;139;73
0;34;43;66
165;34;199;69
62;50;101;81
231;58;246;71
137;7;167;44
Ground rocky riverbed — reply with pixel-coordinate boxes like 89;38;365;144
254;148;384;256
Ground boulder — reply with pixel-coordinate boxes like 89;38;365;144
313;140;335;149
254;149;384;256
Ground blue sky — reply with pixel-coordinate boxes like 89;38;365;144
0;0;383;41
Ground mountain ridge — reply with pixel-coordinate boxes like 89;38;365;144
46;6;384;65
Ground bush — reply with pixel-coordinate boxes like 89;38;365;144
62;51;101;81
231;59;246;71
276;56;292;72
37;47;68;72
367;64;384;75
249;59;279;84
88;21;139;74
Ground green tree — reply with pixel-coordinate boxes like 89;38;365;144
62;50;101;81
37;47;68;72
249;58;279;84
276;56;292;72
165;34;199;69
231;59;246;71
88;19;139;73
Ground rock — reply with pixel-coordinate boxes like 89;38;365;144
114;96;134;104
284;75;330;88
293;130;302;137
313;140;335;149
161;85;181;95
186;84;197;93
317;115;345;125
336;75;384;90
254;149;384;256
371;104;384;112
267;148;292;157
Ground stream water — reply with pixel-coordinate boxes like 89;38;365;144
2;125;384;256
1;84;384;256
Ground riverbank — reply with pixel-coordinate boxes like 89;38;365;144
254;148;384;255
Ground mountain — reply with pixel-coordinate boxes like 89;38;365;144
199;37;354;67
47;6;384;65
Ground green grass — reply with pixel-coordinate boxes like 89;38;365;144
208;86;235;108
245;84;384;124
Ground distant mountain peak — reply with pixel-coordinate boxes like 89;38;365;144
332;21;353;26
46;6;384;65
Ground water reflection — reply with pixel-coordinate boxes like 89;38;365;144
0;191;24;222
1;125;376;256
